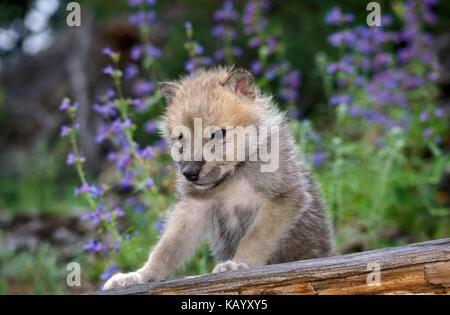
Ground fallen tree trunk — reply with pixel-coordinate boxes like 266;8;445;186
95;238;450;295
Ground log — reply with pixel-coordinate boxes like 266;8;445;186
94;238;450;295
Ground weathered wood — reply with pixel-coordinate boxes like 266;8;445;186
94;238;450;295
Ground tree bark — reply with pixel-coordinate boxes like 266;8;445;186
93;238;450;295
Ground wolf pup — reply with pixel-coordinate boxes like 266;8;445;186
103;67;334;290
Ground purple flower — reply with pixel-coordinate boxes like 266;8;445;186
282;70;302;88
144;120;157;133
132;80;154;96
114;207;125;218
83;239;104;253
128;0;143;6
107;151;119;161
60;125;70;137
419;112;429;122
354;76;365;86
92;101;117;118
232;46;243;57
75;183;90;196
202;57;213;66
139;146;154;159
211;24;225;38
116;154;132;170
81;205;104;225
422;0;437;24
280;88;299;102
381;15;394;26
266;35;277;54
313;151;324;166
130;45;142;60
428;72;439;82
111;118;132;130
251;60;262;75
184;21;192;30
104;212;112;222
325;7;354;25
423;128;433;139
102;65;115;75
214;49;225;61
184;59;195;72
128;11;156;26
100;264;120;281
195;44;204;55
66;153;76;165
213;0;238;22
403;75;423;89
434;136;442;144
145;44;162;59
154;139;167;151
242;0;269;35
59;98;70;111
248;37;261;48
327;32;344;47
119;172;135;190
106;89;116;99
124;63;139;79
265;64;279;81
131;98;147;112
329;94;352;106
434;108;443;117
89;185;104;199
373;53;392;70
145;178;154;190
154;220;165;232
101;47;114;57
96;124;112;143
135;204;147;214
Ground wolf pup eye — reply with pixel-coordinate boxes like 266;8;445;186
211;128;226;140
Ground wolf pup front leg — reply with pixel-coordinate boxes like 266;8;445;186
213;198;303;272
103;199;210;290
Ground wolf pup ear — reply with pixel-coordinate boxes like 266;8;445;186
222;69;256;99
159;82;178;104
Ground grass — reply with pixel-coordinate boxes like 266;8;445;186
0;141;85;215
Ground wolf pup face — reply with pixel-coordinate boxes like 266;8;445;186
160;68;262;191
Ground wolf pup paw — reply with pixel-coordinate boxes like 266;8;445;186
102;272;145;290
212;260;248;273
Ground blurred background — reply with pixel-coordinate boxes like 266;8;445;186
0;0;448;294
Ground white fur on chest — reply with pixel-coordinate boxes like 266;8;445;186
217;178;260;228
189;179;261;231
220;178;259;209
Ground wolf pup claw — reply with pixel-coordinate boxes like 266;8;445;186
103;67;334;291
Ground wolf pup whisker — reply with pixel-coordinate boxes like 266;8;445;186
103;67;334;290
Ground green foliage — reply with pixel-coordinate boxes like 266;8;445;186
0;234;67;294
0;141;83;214
296;117;449;252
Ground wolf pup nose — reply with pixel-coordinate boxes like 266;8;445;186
103;67;334;291
183;163;201;182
